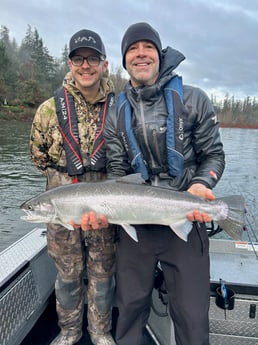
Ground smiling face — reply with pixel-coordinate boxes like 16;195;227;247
69;47;108;95
125;41;160;87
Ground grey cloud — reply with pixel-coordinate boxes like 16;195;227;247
0;0;257;99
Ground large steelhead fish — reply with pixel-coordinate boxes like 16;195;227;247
20;175;246;242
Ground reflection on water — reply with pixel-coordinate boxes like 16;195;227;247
0;121;258;251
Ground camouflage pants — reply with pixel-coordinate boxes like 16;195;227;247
47;224;116;338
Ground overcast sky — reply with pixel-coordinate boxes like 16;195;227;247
1;0;257;100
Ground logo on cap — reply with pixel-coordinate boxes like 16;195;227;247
69;29;106;57
74;35;97;45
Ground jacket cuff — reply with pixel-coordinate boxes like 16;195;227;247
188;178;212;189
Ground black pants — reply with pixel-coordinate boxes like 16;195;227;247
115;223;210;345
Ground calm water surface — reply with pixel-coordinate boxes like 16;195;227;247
0;121;257;251
0;120;45;251
213;128;258;243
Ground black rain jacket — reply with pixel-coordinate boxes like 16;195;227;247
104;46;225;191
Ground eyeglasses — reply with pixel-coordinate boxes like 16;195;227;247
70;55;105;67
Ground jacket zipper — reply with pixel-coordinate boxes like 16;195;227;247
153;128;163;166
139;94;158;176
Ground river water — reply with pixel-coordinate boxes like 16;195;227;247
0;120;46;251
0;120;258;252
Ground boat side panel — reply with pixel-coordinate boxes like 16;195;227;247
0;228;57;345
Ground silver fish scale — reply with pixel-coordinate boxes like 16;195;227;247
20;178;245;241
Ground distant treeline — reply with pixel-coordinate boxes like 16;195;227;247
0;24;257;127
0;25;126;109
211;94;258;128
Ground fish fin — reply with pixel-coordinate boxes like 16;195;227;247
116;173;146;185
52;200;74;231
120;223;138;242
169;220;193;241
216;195;245;241
59;221;74;231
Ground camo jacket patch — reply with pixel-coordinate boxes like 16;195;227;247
30;72;114;186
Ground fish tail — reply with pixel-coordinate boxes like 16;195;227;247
216;195;246;241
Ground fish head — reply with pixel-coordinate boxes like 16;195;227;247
20;196;55;224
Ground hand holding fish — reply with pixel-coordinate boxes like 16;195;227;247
80;212;109;231
69;211;109;231
186;183;215;223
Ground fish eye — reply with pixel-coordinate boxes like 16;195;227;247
28;205;33;210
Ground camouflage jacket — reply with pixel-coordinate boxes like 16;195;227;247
30;72;114;188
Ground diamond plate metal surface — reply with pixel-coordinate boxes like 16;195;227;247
0;270;39;345
0;228;47;284
209;296;258;338
210;333;258;345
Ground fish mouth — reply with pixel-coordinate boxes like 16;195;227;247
20;214;32;220
20;213;36;221
20;209;41;222
20;208;30;219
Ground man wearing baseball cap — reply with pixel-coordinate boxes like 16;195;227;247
30;29;116;345
102;22;225;345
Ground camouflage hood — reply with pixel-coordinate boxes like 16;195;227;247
63;71;114;104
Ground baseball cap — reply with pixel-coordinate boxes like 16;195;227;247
69;29;106;58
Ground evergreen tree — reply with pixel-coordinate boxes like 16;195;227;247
0;24;257;126
0;26;19;103
51;44;70;90
17;26;57;104
0;44;8;103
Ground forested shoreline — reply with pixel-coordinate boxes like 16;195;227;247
1;24;257;127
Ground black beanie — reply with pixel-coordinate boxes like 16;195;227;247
121;22;162;69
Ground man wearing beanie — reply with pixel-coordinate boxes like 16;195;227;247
30;29;116;345
101;22;225;344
